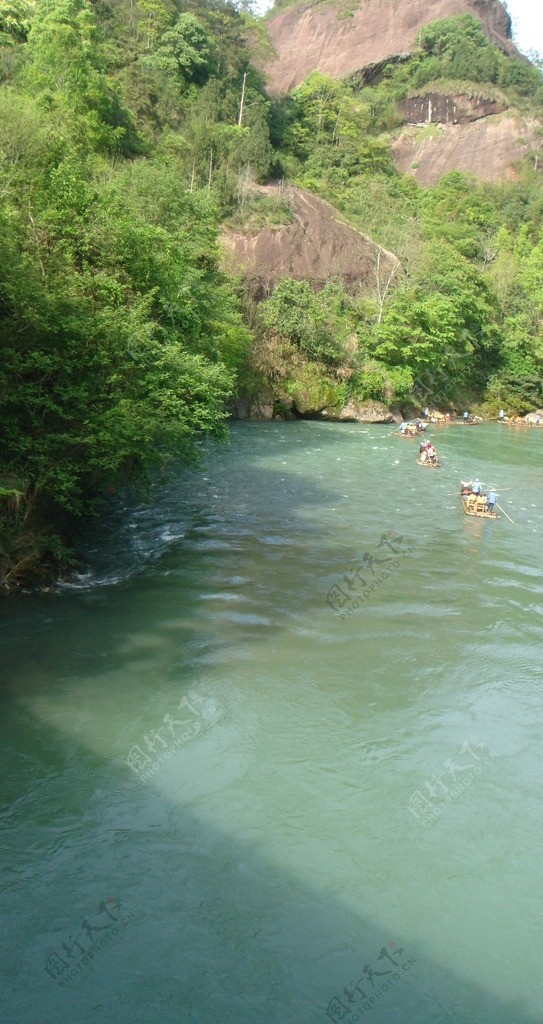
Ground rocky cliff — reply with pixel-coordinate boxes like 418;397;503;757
261;0;518;96
391;112;539;184
221;184;398;296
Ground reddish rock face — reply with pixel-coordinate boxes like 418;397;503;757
391;114;539;185
261;0;517;96
221;185;398;296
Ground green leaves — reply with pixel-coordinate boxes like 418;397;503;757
418;16;499;82
23;0;136;154
0;0;260;583
259;278;353;366
0;143;249;537
149;14;213;86
0;0;32;45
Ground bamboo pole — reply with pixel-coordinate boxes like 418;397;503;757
448;488;513;495
496;503;516;524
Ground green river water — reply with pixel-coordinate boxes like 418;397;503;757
1;421;542;1024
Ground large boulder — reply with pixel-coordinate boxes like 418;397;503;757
324;400;395;422
250;398;275;420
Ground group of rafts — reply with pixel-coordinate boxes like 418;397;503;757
396;419;441;467
395;417;500;519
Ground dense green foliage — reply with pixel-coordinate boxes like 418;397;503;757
2;3;543;586
0;0;261;586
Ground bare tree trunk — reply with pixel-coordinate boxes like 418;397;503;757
374;247;400;323
238;72;247;127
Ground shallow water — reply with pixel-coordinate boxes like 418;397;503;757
1;421;542;1024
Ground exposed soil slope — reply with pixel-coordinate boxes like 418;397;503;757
221;185;398;296
262;0;517;96
391;113;538;184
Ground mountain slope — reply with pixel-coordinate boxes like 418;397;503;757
262;0;518;95
221;184;398;296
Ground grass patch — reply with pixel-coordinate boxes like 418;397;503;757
400;123;443;143
405;78;507;104
416;122;444;141
227;192;295;234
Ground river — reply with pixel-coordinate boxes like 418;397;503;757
1;421;542;1024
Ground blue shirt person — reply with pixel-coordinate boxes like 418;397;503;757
471;479;483;495
487;489;498;512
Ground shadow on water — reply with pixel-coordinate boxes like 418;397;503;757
40;420;359;594
2;421;382;673
0;710;540;1024
1;421;541;1023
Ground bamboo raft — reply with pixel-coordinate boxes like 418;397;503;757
394;425;427;438
417;454;441;468
431;418;480;427
460;493;500;519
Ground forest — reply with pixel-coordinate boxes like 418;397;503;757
1;0;543;585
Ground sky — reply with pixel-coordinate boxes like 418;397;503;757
506;0;543;57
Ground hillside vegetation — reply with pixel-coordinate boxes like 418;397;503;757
1;0;543;586
0;0;265;585
253;14;543;416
